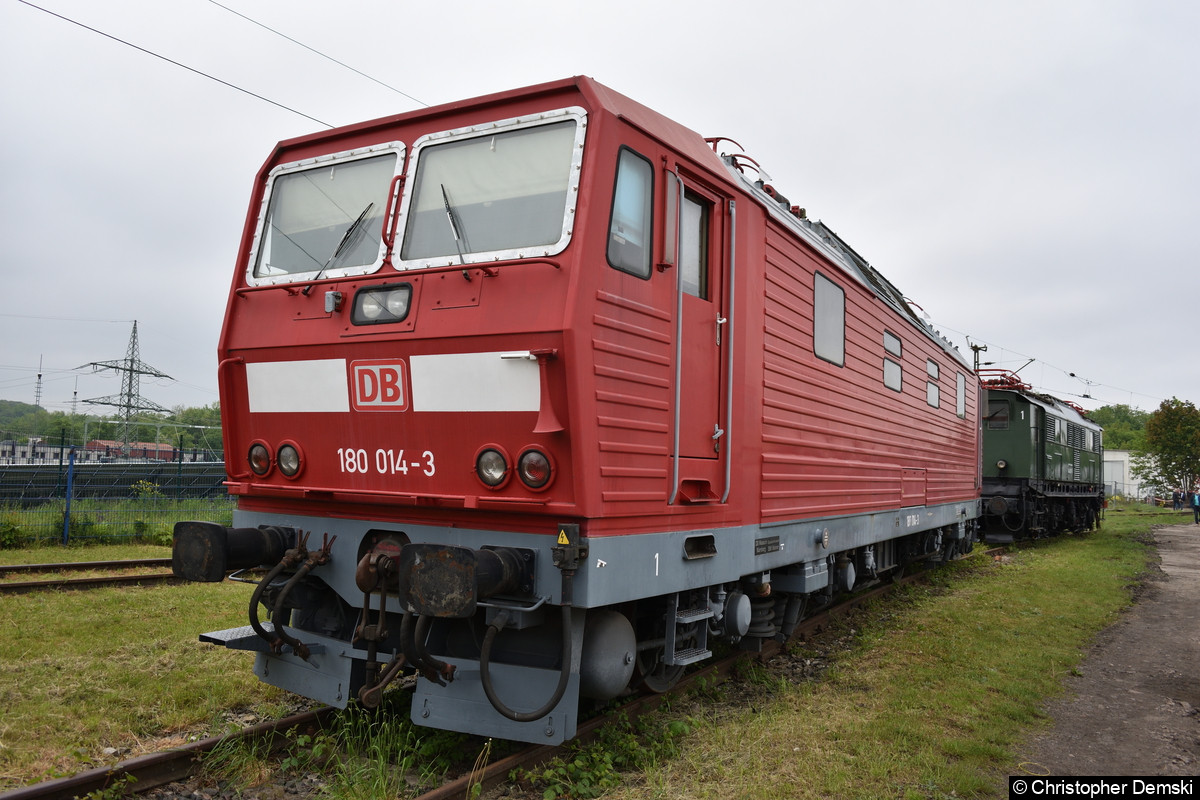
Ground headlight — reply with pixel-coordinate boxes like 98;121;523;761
360;293;385;320
517;448;553;490
278;443;302;477
476;447;509;488
996;459;1008;470
248;443;271;476
353;284;413;325
386;289;411;317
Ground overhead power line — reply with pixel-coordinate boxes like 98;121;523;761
16;0;333;128
206;0;427;109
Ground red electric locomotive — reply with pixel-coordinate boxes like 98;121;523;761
173;76;981;744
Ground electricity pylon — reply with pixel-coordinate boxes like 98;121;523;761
82;321;172;455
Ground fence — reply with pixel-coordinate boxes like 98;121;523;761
0;458;235;548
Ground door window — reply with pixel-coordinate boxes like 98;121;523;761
680;191;710;299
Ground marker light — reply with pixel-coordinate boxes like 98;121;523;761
476;448;509;488
248;443;271;476
517;448;553;489
278;443;302;477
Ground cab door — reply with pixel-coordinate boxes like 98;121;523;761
673;179;728;460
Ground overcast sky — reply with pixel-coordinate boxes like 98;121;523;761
2;0;1196;419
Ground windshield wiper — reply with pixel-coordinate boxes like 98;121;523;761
302;202;374;295
440;184;469;265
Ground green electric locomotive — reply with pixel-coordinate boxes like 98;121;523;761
980;371;1104;542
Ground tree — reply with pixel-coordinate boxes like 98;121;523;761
1088;404;1149;451
1131;398;1200;495
168;404;223;453
0;397;222;458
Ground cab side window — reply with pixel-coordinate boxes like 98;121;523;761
607;147;653;278
987;400;1010;430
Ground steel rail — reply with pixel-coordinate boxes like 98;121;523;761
0;559;171;576
0;708;335;800
0;573;182;594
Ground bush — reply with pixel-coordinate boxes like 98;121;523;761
0;516;19;549
130;480;162;498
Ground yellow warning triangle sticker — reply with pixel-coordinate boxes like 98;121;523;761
557;530;571;544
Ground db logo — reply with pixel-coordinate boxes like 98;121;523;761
350;360;409;411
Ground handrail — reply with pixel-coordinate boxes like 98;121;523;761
217;356;247;478
720;199;736;503
668;170;685;506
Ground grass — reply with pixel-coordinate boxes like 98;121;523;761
0;542;171;565
0;504;1178;797
600;505;1166;800
0;544;297;789
0;496;235;549
0;543;481;797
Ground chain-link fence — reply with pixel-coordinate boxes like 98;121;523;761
0;459;235;548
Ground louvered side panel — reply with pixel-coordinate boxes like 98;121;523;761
592;290;674;514
759;225;979;520
760;233;895;517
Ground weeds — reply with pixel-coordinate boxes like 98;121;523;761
515;712;697;800
82;773;138;800
195;696;476;799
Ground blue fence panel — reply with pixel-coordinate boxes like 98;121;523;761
0;461;235;547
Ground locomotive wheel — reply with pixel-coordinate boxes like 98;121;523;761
629;602;694;694
632;647;686;694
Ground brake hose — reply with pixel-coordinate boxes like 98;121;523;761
400;610;451;686
271;561;316;660
479;603;574;722
248;559;291;650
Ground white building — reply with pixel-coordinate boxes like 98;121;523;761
1103;449;1145;501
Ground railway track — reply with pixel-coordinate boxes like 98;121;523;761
1;555;958;800
0;708;336;800
0;559;179;594
0;558;171;575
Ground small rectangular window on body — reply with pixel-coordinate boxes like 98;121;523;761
884;358;903;391
883;331;903;391
883;331;902;356
814;273;846;366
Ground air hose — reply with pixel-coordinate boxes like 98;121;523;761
479;603;574;722
248;559;290;649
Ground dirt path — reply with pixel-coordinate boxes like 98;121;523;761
1014;523;1200;776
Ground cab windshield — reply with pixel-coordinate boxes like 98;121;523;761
253;152;398;279
400;119;579;265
